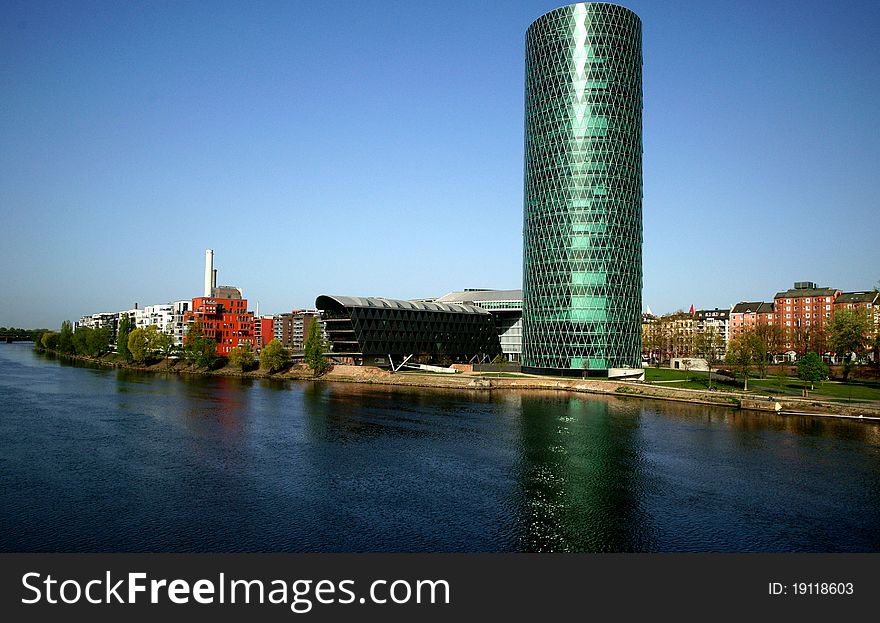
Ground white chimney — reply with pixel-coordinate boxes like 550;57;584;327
204;249;214;297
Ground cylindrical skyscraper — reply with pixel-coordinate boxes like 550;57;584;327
522;2;642;376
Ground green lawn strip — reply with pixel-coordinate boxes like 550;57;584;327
746;378;880;402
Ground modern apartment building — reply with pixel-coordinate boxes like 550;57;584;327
76;312;119;340
184;296;254;356
253;316;274;349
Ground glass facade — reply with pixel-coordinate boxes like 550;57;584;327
522;2;642;375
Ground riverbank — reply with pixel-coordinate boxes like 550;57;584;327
33;347;880;420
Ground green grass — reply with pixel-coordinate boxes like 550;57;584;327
475;372;527;378
746;378;880;402
643;367;697;381
640;367;741;391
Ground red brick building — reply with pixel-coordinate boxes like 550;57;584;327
834;291;879;344
773;282;840;352
185;296;254;356
729;301;774;339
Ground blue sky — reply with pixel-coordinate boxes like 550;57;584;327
1;0;878;328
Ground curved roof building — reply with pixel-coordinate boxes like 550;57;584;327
316;295;501;365
522;2;643;375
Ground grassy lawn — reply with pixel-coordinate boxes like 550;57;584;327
746;378;880;402
642;367;740;391
644;367;694;381
475;372;527;378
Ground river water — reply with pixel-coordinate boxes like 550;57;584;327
1;342;879;552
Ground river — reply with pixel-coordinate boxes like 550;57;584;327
1;342;879;552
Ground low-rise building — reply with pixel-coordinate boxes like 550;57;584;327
730;301;774;340
433;289;522;362
316;295;501;367
641;311;695;363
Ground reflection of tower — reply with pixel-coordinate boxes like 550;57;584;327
204;249;214;297
522;3;643;375
517;394;650;551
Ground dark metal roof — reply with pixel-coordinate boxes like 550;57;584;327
316;295;491;315
774;287;837;299
731;302;774;314
835;291;878;304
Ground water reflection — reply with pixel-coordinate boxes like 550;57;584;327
517;393;655;551
2;343;880;552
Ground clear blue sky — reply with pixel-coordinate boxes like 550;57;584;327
2;0;878;328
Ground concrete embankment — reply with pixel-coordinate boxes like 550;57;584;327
35;349;880;420
318;366;880;419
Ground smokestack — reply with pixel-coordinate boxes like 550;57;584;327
212;269;217;291
204;249;214;297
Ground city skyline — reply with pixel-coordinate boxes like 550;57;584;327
2;0;878;328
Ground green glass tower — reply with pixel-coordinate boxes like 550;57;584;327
522;2;642;376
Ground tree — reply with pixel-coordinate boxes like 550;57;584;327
693;326;724;388
303;321;329;376
643;318;669;366
152;330;175;359
827;309;869;381
750;323;783;378
128;328;151;364
725;333;754;390
88;327;111;357
72;326;111;357
183;320;217;369
229;341;256;371
117;314;132;361
797;352;828;392
260;339;290;373
41;331;59;351
58;320;75;354
73;326;92;355
792;323;827;359
492;352;506;366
